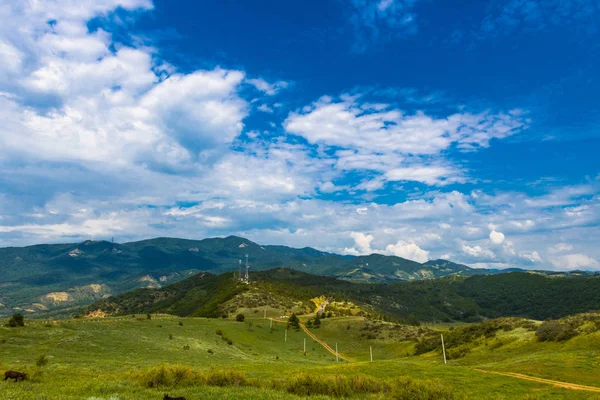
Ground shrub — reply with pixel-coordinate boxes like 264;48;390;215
215;328;224;336
221;336;233;345
36;355;49;367
236;314;245;322
204;369;248;387
536;320;577;342
392;377;454;400
7;313;25;327
288;313;300;329
178;321;183;326
135;365;199;388
447;346;470;360
146;313;152;320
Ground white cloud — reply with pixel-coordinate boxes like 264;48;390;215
510;220;535;230
489;230;505;245
343;231;429;263
257;104;274;113
247;78;288;95
549;243;574;253
384;240;429;263
551;253;600;270
284;95;528;187
350;231;375;253
461;244;496;260
521;251;542;263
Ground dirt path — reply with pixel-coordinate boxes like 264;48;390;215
299;323;352;362
270;318;351;362
474;369;600;393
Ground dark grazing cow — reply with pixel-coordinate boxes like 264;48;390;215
4;370;27;382
163;395;186;400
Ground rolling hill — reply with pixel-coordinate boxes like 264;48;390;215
85;268;600;323
1;235;595;316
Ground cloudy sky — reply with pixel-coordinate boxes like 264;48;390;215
0;0;598;270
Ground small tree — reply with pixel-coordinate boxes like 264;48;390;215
313;317;321;328
288;313;300;330
7;313;24;327
306;320;313;328
146;313;152;320
236;313;245;322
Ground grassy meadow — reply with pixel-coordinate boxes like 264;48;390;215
1;313;600;399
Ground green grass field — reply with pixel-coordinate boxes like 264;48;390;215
1;314;599;399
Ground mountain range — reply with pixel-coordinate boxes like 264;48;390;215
0;235;594;316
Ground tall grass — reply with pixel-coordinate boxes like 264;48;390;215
133;366;453;398
133;365;249;389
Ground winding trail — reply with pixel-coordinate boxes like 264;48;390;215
299;322;352;362
474;369;600;393
270;317;598;393
269;318;351;362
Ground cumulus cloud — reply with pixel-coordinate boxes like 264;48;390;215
343;231;429;263
284;95;528;188
461;244;496;260
551;253;600;270
384;240;429;263
489;230;505;245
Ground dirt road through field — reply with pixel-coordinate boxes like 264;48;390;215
299;322;352;362
475;369;600;392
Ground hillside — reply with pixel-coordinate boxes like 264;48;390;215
85;269;600;323
2;235;597;317
0;236;476;316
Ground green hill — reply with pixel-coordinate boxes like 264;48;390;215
85;269;600;323
2;236;597;317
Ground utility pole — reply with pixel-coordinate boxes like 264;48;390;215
285;329;287;342
441;334;447;365
270;319;273;329
304;338;306;354
264;308;266;319
370;346;373;362
336;343;339;362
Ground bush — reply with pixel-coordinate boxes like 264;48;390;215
135;365;200;388
204;369;248;387
7;313;25;327
36;355;49;367
392;377;454;400
215;328;224;336
288;313;300;329
236;314;245;322
536;320;577;342
146;313;152;320
446;346;470;360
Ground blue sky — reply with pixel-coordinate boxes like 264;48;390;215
0;0;598;270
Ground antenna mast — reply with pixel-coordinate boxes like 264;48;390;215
244;254;250;283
